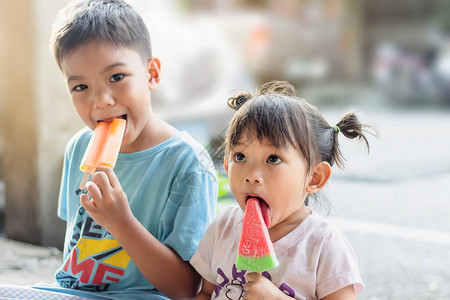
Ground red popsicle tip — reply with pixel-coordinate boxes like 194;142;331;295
246;197;271;228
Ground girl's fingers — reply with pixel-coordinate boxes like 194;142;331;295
245;272;259;282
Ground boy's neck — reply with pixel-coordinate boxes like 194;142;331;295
147;114;179;146
121;113;179;153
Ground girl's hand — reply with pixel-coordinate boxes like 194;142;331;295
80;166;133;233
243;272;292;300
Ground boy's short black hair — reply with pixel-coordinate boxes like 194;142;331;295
50;0;152;69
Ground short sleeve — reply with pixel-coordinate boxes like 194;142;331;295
190;210;220;285
316;228;364;298
57;139;74;221
161;169;217;261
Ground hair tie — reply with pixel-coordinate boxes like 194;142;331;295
333;126;340;133
234;95;248;109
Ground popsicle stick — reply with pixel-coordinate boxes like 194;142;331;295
79;169;92;190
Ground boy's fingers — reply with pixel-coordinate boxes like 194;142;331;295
94;166;121;189
86;181;102;200
80;193;95;210
90;170;112;193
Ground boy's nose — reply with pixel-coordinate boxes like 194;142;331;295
92;89;114;108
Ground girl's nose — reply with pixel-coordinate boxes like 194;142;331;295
245;168;263;184
246;177;261;184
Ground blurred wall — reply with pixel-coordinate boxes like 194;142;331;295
0;0;39;244
0;0;81;247
0;0;445;247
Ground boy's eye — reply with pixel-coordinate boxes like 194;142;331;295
73;84;87;92
267;155;281;164
234;152;246;162
110;73;124;82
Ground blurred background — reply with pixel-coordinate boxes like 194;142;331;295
0;0;449;298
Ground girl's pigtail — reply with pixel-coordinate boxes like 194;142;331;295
227;92;252;110
333;111;372;169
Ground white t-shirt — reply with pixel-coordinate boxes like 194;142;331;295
190;205;364;300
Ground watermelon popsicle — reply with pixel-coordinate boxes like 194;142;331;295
79;118;126;190
236;198;279;272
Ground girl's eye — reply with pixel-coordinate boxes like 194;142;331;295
234;152;246;162
110;73;124;82
73;84;87;92
267;155;281;164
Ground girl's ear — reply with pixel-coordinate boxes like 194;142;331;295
223;156;229;176
147;57;161;90
305;162;332;194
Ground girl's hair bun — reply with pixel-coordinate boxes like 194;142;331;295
227;80;297;111
227;92;252;110
257;80;297;97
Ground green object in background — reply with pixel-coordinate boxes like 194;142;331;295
435;0;450;33
217;173;231;199
217;197;236;212
216;173;235;212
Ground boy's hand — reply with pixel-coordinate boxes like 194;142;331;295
243;272;291;300
80;166;133;233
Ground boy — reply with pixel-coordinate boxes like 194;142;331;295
37;0;217;299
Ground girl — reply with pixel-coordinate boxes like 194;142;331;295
191;81;371;299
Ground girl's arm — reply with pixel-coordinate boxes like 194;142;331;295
321;285;356;300
80;166;201;299
195;279;216;300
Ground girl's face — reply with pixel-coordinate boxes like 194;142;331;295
60;40;160;153
224;132;312;235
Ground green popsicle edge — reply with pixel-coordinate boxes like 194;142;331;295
236;253;279;272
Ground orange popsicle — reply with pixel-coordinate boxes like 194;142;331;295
79;118;126;189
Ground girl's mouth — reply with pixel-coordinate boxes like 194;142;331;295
246;196;271;227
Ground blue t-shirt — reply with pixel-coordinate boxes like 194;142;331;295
43;127;217;299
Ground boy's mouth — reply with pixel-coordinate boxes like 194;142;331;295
97;114;127;123
246;196;271;227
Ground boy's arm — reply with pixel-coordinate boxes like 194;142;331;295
195;279;215;300
106;213;202;299
80;166;201;299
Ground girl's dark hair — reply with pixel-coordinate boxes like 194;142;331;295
225;80;372;172
50;0;152;69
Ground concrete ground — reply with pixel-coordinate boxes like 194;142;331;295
0;236;62;285
1;99;449;299
320;105;450;299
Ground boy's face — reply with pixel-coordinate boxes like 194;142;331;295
224;132;311;232
60;40;160;153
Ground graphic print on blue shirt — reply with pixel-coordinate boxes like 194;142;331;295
55;205;131;291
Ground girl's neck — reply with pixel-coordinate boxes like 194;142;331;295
268;205;311;243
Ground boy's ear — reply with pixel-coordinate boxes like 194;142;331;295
147;57;161;90
305;162;332;194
